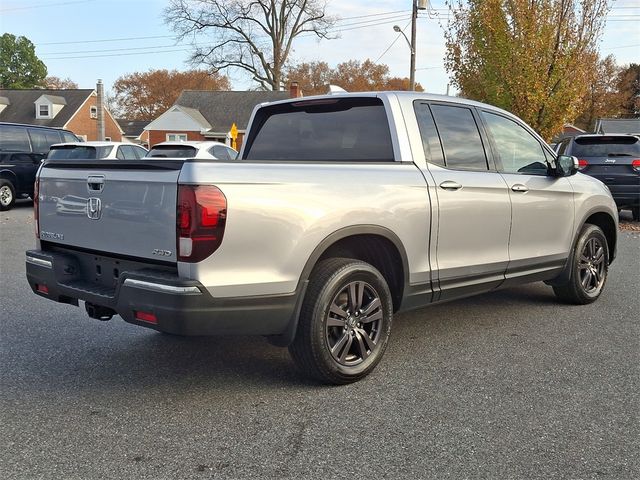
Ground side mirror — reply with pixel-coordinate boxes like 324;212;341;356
555;155;578;177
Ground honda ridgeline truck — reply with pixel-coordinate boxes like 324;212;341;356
26;93;618;384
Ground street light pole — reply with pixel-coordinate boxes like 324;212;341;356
394;1;427;91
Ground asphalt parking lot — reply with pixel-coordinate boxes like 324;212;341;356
1;199;639;479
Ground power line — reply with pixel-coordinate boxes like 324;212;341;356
42;48;191;61
374;21;412;63
42;44;180;56
38;35;170;46
0;0;95;13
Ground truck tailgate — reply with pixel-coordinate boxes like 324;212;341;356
38;160;182;262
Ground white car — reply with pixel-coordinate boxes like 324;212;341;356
47;142;148;160
146;141;238;160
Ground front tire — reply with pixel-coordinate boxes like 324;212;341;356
0;180;16;211
553;224;609;305
289;258;393;385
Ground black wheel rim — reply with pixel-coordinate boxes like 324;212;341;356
325;281;383;367
578;236;606;294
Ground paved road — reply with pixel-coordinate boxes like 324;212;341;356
1;200;639;479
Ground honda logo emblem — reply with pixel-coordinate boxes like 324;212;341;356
87;197;102;219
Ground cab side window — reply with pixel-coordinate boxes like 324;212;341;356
414;102;445;167
481;112;548;175
430;104;489;171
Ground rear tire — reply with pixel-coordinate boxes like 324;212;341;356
0;180;16;211
631;206;640;222
553;224;609;305
289;258;393;385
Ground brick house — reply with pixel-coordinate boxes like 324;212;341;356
0;88;123;141
144;84;302;150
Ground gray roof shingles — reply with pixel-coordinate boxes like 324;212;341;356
116;119;150;137
597;118;640;135
0;89;94;127
174;90;289;132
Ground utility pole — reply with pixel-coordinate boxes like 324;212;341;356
409;0;418;91
394;1;427;91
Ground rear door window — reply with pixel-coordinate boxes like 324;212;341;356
430;104;489;171
243;97;394;162
414;102;445;167
0;125;32;152
572;136;640;157
28;128;63;153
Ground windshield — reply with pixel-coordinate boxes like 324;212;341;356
146;145;197;158
573;136;640;157
47;145;113;160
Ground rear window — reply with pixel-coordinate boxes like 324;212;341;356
573;136;640;157
146;145;197;158
47;145;113;160
0;124;31;152
243;97;394;161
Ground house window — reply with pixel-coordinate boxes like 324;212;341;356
105;137;111;141
167;133;188;141
90;106;98;119
38;104;50;118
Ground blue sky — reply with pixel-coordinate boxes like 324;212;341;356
1;0;638;95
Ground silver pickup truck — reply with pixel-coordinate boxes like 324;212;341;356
26;92;618;384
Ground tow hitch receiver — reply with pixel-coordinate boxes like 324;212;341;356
85;302;115;321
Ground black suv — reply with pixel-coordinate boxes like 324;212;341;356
0;122;79;210
556;134;640;221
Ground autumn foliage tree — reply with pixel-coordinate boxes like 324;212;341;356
617;63;640;117
574;55;621;131
285;59;423;95
444;0;610;140
110;69;230;120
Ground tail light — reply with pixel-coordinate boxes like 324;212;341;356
632;159;640;172
177;185;227;262
34;176;40;238
577;159;588;170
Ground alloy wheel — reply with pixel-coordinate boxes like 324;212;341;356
325;280;383;366
578;236;606;294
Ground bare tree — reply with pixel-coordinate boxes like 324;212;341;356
165;0;336;90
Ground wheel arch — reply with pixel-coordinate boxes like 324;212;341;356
0;169;18;185
582;210;617;264
268;225;410;347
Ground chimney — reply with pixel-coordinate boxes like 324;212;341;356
96;79;105;141
289;81;302;98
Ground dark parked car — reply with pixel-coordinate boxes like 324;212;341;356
0;122;79;210
556;134;640;220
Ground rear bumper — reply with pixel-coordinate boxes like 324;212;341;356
25;249;298;336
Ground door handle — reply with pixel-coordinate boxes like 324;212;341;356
439;180;462;191
511;184;529;192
